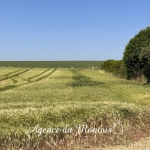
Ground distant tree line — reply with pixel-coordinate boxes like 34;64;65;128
101;26;150;84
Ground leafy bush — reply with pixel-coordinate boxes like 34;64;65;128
101;59;126;78
142;66;150;84
123;26;150;80
139;46;150;83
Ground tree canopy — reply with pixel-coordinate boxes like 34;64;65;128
123;26;150;82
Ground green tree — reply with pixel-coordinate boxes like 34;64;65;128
139;46;150;84
123;26;150;80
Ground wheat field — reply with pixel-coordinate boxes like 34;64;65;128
0;67;150;149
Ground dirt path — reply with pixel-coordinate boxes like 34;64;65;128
87;137;150;150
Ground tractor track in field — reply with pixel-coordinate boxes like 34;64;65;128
12;68;51;83
28;68;50;82
0;68;57;92
0;68;31;82
0;68;24;81
30;68;57;82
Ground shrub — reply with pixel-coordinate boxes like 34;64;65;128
123;26;150;80
142;66;150;84
139;46;150;84
101;59;126;78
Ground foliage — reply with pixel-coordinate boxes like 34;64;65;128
123;26;150;80
139;46;150;65
139;46;150;83
101;59;126;77
142;66;150;83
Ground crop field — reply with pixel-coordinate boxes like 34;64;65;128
0;61;103;68
0;67;150;149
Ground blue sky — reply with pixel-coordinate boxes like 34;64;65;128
0;0;150;61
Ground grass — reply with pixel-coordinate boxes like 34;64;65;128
0;67;150;149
